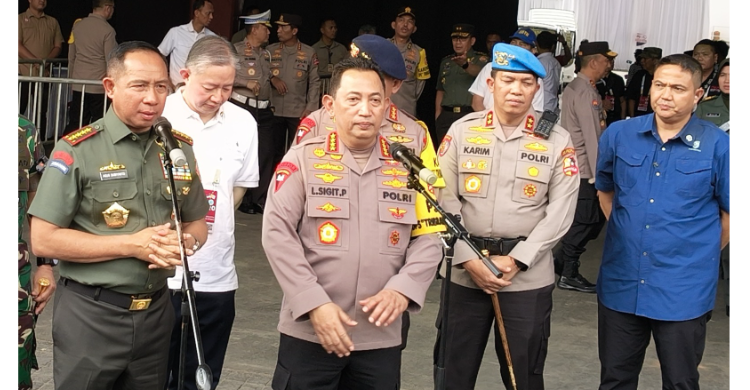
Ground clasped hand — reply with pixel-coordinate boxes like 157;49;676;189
309;289;409;357
463;255;520;294
133;223;197;269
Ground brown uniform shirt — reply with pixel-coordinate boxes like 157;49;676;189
560;73;606;178
68;13;117;94
18;9;63;75
267;41;321;117
233;39;272;101
389;39;430;116
437;108;580;292
262;132;443;350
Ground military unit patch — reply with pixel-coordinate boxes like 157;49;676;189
274;161;299;192
438;135;452;157
318;221;340;244
523;183;537;198
562;156;579;176
465;175;481;193
296;117;315;144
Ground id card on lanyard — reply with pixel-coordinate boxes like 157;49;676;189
637;77;649;112
204;169;221;232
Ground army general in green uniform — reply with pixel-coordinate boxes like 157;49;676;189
434;24;487;143
28;41;208;390
18;114;55;390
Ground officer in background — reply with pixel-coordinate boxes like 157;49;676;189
27;41;209;389
268;13;320;161
695;58;730;316
627;47;661;118
262;56;443;389
18;114;55;390
389;6;430;117
553;41;616;293
435;24;488;143
312;18;348;82
65;0;117;135
232;10;274;214
596;55;627;126
435;43;579;390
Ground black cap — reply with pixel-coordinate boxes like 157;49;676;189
451;24;474;38
396;6;416;20
275;13;302;27
640;47;662;59
577;41;617;58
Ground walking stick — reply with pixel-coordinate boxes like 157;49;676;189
483;250;518;390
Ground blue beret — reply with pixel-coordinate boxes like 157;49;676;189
491;43;546;78
351;35;407;81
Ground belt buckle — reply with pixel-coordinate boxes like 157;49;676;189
129;297;152;311
453;107;461;113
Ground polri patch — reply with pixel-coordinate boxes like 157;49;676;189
274;162;299;192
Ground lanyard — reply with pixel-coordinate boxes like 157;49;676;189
700;66;718;99
640;76;646;96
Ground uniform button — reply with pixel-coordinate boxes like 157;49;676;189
150;221;156;226
147;284;153;289
649;199;654;203
112;191;119;197
641;280;645;284
645;225;650;229
653;162;659;167
643;252;648;256
143;160;148;164
131;135;137;141
146;190;151;196
661;147;666;151
655;172;661;177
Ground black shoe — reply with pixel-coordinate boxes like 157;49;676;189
557;274;597;293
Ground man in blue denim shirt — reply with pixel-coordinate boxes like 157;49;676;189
595;54;729;390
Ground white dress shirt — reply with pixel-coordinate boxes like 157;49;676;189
469;62;545;112
163;89;259;291
158;22;216;86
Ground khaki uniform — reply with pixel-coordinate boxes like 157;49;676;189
233;40;272;101
18;115;45;390
695;94;729;130
560;73;605;179
28;108;208;295
68;13;117;94
438;108;580;292
18;9;63;75
262;132;443;350
267;41;321;117
389;39;430;116
311;39;348;79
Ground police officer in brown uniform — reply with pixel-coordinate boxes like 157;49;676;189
65;0;117;134
553;41;616;293
435;43;580;390
267;13;321;163
232;10;274;214
388;7;430;117
262;56;443;389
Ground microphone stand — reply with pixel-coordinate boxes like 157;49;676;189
162;155;213;390
402;174;505;390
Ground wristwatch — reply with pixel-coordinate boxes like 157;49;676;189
37;257;58;267
461;62;469;70
191;239;201;252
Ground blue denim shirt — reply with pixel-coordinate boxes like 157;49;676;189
595;114;729;321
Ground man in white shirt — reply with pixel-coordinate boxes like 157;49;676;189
158;0;216;87
161;35;259;390
470;28;545;113
536;31;562;115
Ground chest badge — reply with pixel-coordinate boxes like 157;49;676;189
102;202;130;228
318;221;340;244
317;203;341;213
315;173;343;184
465;175;482;193
523;184;538;198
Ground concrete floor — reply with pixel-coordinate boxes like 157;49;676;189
30;211;730;389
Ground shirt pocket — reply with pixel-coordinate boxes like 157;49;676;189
91;179;141;232
306;199;350;251
614;151;647;207
378;203;416;256
674;159;712;198
511;162;551;205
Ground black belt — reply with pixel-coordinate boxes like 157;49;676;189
60;277;166;311
442;106;473;114
469;236;527;257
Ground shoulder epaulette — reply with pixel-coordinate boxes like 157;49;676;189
171;129;193;146
63;126;98;146
702;95;719;102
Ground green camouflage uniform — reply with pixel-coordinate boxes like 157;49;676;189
18;115;44;390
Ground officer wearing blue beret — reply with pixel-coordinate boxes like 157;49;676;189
435;42;580;390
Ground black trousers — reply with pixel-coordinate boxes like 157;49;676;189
52;279;173;390
166;290;236;390
232;102;275;207
273;116;302;164
64;91;107;136
554;179;606;267
272;334;401;390
435;109;472;146
598;300;711;390
434;282;554;390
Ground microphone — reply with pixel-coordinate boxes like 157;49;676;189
153;117;188;167
389;142;437;185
